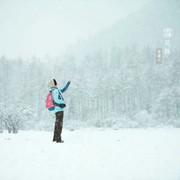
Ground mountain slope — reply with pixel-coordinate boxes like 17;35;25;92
69;0;180;55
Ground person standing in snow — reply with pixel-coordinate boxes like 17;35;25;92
47;79;71;143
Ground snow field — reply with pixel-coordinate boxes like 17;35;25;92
0;128;180;180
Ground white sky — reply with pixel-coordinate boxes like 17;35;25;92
0;0;150;58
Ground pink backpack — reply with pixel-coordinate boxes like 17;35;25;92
46;91;55;111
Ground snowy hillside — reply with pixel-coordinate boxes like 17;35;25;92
0;128;180;180
73;0;180;53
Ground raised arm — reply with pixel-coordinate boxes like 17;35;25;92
60;81;71;93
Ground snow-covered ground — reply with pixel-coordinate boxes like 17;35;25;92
0;128;180;180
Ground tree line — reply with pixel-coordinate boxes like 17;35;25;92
0;45;180;132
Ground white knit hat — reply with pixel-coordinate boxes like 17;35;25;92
47;79;57;88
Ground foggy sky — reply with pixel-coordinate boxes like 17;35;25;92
0;0;151;59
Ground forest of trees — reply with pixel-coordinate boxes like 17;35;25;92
0;45;180;132
0;0;179;132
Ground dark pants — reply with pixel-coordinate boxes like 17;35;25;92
53;111;64;142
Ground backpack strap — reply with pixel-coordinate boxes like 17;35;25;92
52;87;66;108
53;87;64;100
58;89;64;100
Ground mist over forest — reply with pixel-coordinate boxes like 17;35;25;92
0;0;180;132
